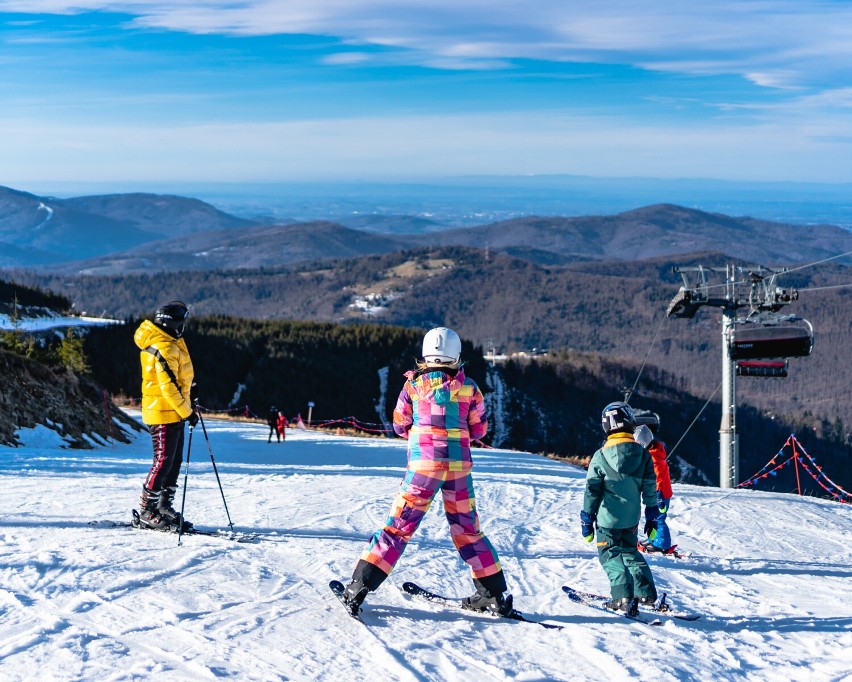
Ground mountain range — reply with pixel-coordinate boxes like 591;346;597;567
2;184;851;271
0;185;255;266
3;184;850;433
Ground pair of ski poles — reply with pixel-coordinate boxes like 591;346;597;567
178;406;234;545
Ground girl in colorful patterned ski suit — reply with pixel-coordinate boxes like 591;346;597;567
342;327;509;615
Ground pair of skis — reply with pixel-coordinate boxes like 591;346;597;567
330;580;564;629
560;586;700;625
330;580;699;628
89;517;260;543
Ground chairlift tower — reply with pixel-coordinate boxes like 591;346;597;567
666;264;812;489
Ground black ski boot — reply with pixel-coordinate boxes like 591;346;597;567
342;580;369;616
462;571;513;616
157;486;192;530
136;487;172;530
605;597;639;617
461;591;513;616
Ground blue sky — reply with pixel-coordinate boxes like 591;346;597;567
2;1;852;187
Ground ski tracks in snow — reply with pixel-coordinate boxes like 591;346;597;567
2;416;851;680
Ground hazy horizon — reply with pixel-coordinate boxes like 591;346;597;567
11;175;852;230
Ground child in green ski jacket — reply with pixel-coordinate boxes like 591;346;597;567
580;401;660;615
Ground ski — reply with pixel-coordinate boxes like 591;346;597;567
89;516;261;543
561;586;662;625
329;580;365;623
562;586;700;622
652;593;701;621
638;542;688;559
402;581;564;630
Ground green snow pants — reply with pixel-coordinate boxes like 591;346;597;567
596;525;657;601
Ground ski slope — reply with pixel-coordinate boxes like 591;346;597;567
1;412;850;681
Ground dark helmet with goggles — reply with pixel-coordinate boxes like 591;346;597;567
154;301;189;338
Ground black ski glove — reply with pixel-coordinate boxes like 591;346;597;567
186;410;199;428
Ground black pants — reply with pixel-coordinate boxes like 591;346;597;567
268;423;279;442
144;422;185;492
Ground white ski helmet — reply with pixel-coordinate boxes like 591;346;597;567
422;327;462;364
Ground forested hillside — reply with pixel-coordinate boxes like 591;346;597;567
82;317;441;427
12;246;850;429
78;316;850;492
0;278;71;311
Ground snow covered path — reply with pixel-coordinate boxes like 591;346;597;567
1;413;850;681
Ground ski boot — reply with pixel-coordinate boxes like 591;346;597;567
638;540;671;554
157;486;192;530
461;591;514;616
342;580;369;616
462;571;512;616
605;597;639;617
136;487;173;530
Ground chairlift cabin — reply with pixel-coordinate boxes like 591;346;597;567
728;321;814;361
736;360;788;378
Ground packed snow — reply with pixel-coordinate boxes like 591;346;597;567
1;411;850;681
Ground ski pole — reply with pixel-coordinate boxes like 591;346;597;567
197;410;235;532
177;423;194;546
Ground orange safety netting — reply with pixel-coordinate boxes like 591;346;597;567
737;434;851;503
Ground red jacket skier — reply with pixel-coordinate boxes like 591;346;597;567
634;412;674;552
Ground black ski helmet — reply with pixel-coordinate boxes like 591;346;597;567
154;301;189;338
601;401;636;435
634;409;661;434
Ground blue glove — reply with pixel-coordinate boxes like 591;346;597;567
580;510;595;542
643;505;660;536
657;496;670;516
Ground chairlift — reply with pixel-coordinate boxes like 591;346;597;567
728;320;814;361
736;360;788;378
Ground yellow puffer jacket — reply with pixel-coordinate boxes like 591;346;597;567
134;319;194;425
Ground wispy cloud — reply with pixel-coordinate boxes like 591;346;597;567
4;1;851;88
2;1;852;183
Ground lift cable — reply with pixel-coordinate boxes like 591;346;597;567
673;248;852;295
624;312;668;404
796;282;852;293
666;380;722;462
778;248;852;276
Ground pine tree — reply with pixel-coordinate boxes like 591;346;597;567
0;294;26;355
58;328;91;375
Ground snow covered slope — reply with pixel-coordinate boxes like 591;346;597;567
1;413;850;681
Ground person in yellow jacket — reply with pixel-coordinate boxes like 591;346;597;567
133;301;197;530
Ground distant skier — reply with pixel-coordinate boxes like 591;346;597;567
340;327;511;616
633;412;675;553
580;401;659;616
267;405;280;443
133;301;197;530
276;411;287;442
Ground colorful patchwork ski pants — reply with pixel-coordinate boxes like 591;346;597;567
358;466;502;580
596;525;657;601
